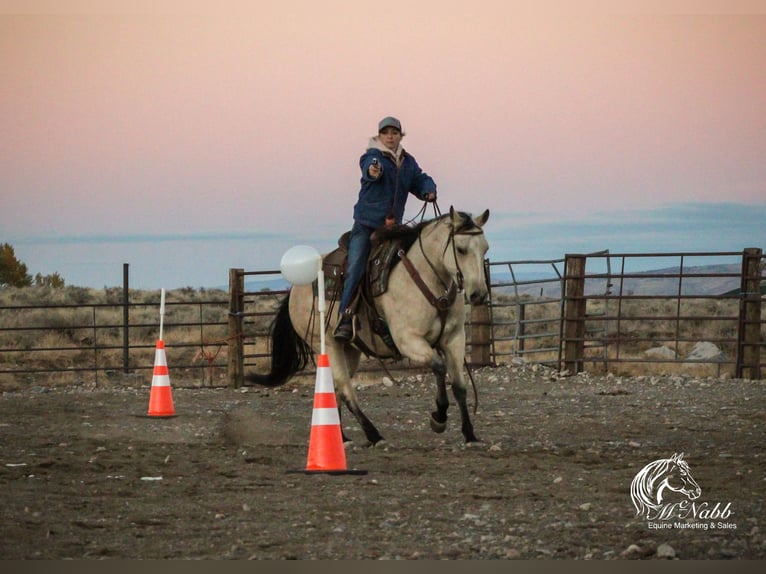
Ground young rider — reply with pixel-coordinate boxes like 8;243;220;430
334;116;437;342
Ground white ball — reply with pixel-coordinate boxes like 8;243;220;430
280;245;320;285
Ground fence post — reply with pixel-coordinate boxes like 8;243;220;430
470;259;492;366
563;254;587;374
228;268;245;388
736;248;762;379
122;263;130;373
470;304;492;366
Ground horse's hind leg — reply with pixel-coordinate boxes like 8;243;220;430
338;392;384;446
333;345;384;446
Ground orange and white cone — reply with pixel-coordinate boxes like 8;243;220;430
147;339;175;417
304;353;348;472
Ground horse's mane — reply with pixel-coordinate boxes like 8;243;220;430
371;220;429;252
370;211;477;252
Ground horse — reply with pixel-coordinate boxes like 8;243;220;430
246;206;490;446
630;453;702;518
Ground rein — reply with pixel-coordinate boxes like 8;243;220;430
396;204;459;332
397;248;458;313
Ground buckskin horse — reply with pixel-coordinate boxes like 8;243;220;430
247;206;490;446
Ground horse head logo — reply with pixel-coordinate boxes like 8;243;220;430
630;453;702;518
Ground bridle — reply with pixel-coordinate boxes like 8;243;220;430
397;207;486;332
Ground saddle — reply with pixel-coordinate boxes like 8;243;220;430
319;231;402;301
317;230;403;356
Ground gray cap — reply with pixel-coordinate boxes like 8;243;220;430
378;116;402;133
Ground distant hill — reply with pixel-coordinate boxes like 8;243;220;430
490;264;747;298
244;277;289;293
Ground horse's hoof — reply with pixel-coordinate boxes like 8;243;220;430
465;438;483;447
430;417;447;434
373;439;388;449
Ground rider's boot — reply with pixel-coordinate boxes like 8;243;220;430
333;314;354;342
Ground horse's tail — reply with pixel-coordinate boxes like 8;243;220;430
244;292;313;387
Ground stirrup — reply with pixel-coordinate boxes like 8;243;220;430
333;316;354;342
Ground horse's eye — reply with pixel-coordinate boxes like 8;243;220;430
457;247;468;255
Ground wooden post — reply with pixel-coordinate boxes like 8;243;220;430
122;263;130;373
470;303;492;366
736;248;762;379
228;268;245;388
469;259;492;366
563;254;587;374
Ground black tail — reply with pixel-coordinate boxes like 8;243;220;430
244;293;313;387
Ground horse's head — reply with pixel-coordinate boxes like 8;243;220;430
658;452;702;503
446;206;490;305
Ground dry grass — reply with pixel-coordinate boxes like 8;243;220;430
487;292;758;379
0;286;256;388
1;283;762;389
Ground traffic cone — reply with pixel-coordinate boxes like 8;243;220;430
298;353;366;475
147;339;175;417
305;353;346;471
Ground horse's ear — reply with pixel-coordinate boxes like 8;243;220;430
449;205;460;224
474;209;490;227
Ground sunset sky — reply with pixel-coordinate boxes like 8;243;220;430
2;1;764;289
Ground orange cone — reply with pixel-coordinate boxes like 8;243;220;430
147;339;175;417
304;353;348;472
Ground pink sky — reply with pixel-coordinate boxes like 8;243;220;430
1;2;765;287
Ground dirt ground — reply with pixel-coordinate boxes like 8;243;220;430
1;362;764;560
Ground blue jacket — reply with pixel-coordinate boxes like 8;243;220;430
352;142;437;229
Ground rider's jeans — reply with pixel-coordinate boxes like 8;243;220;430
339;222;374;315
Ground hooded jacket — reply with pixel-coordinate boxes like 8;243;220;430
352;136;437;229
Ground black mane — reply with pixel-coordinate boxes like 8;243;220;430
370;211;476;251
370;217;437;252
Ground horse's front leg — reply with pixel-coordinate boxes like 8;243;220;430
442;337;479;443
393;331;451;435
451;376;478;443
429;353;449;434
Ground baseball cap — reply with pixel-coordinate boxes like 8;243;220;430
378;116;402;133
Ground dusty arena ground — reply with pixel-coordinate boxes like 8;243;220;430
1;362;764;560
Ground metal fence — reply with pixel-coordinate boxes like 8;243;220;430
0;297;231;385
1;249;763;387
482;248;764;379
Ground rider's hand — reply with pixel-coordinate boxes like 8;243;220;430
424;192;436;202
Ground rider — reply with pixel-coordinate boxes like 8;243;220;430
333;116;438;342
